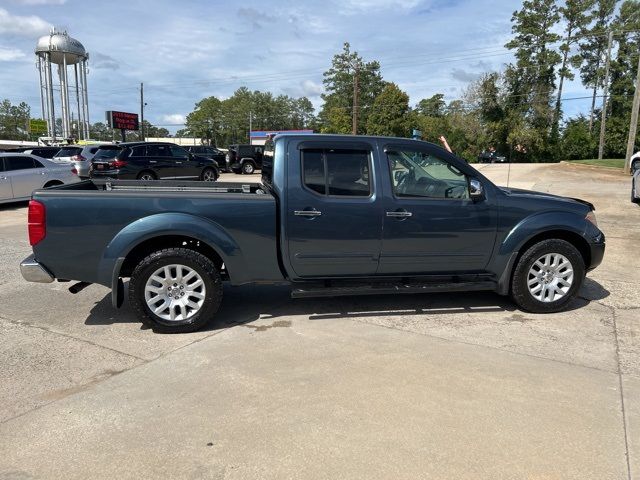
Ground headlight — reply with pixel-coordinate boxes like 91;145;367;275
586;211;598;227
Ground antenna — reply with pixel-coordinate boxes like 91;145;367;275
507;159;511;188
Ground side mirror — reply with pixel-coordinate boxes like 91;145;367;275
469;178;484;200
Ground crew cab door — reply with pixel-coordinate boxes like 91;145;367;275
286;142;382;278
378;144;497;275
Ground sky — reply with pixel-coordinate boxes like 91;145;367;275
0;0;595;134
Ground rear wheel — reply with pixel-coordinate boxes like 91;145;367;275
129;248;223;333
201;167;217;182
242;161;255;174
137;171;157;181
511;239;585;313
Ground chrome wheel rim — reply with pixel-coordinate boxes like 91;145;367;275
140;174;154;181
144;264;206;322
243;164;253;174
527;253;574;303
202;170;215;181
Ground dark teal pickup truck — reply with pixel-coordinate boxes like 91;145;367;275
21;134;605;333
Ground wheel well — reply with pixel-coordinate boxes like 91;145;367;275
43;180;63;188
516;230;591;270
120;235;225;279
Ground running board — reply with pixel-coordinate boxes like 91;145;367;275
291;281;496;299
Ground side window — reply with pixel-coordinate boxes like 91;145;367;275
301;149;371;197
146;145;172;157
6;156;36;171
0;158;5;172
387;149;469;199
32;158;44;168
130;146;146;157
302;150;325;195
170;146;188;158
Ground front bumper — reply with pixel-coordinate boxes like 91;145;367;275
20;254;55;283
587;230;606;272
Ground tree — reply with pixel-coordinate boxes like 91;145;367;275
366;83;411;137
0;99;30;140
561;115;597;159
416;94;446;117
504;0;562;159
577;0;616;132
319;42;386;134
553;0;594;140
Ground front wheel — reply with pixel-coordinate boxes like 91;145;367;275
510;239;585;313
129;248;223;333
632;175;639;204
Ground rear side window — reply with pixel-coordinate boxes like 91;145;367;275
130;146;146;157
146;145;172;157
302;149;371;197
6;156;36;171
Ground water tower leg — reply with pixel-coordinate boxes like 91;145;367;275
82;60;90;139
45;53;55;139
74;64;83;140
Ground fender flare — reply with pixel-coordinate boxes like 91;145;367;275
97;212;247;288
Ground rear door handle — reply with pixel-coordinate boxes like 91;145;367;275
175;161;183;164
149;161;157;164
386;211;412;218
294;209;322;217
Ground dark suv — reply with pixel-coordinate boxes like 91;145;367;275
226;144;264;174
184;145;225;169
90;142;219;181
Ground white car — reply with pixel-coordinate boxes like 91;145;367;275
0;153;80;204
631;151;640;203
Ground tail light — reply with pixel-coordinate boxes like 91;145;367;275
71;154;86;161
108;160;127;169
28;200;46;246
71;167;78;175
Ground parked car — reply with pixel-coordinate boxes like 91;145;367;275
91;144;123;164
478;150;507;163
631;151;640;203
90;142;219;181
22;147;61;159
20;134;605;333
184;145;225;169
226;144;264;174
0;153;79;204
54;144;109;178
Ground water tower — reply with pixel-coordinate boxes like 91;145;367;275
35;28;90;141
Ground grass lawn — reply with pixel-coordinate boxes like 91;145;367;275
566;159;625;168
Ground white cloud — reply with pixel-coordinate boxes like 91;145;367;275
339;0;421;13
0;8;51;37
11;0;66;4
162;114;186;125
301;79;323;97
0;47;26;62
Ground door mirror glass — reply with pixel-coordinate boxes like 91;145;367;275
469;178;484;199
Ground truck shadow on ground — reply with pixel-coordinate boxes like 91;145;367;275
84;277;610;332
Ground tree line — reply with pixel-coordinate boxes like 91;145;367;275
1;0;638;161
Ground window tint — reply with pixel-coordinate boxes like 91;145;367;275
89;148;98;154
130;146;146;157
302;149;371;197
302;150;325;194
387;149;469;199
0;158;5;172
94;147;121;160
32;158;44;168
6;156;35;171
170;145;188;158
56;147;82;156
146;145;172;157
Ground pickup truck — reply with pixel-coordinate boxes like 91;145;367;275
20;134;605;333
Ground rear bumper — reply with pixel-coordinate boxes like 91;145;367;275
20;254;55;283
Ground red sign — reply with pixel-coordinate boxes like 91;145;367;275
106;110;139;131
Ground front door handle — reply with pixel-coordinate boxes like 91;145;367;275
294;209;322;217
386;210;412;218
175;161;183;164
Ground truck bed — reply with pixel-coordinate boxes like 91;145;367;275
31;179;282;287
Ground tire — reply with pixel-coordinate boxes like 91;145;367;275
242;161;255;175
201;167;217;182
137;171;157;181
510;239;585;313
129;248;223;333
632;176;639;204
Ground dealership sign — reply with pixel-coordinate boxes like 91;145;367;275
106;110;139;131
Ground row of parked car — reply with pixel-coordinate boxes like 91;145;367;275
0;141;266;204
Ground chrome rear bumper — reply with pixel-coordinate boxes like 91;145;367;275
20;255;54;283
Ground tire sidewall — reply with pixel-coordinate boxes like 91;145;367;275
242;162;255;174
511;239;585;313
129;249;222;333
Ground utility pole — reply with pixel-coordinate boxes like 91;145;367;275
352;64;359;135
624;53;640;173
598;31;614;160
140;82;145;141
248;111;252;144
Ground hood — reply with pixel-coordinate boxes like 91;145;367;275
499;186;594;210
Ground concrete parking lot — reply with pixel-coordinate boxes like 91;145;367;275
0;165;638;479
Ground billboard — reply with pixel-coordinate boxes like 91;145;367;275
28;119;48;134
106;110;139;131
